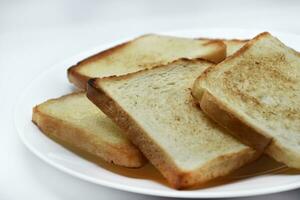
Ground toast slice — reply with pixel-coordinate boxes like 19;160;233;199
193;32;300;169
199;39;248;56
87;59;258;189
32;92;145;167
68;34;226;89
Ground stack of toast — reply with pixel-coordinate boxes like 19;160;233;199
32;33;300;189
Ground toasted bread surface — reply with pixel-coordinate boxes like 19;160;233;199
32;92;145;167
193;32;300;169
68;34;226;89
87;59;257;188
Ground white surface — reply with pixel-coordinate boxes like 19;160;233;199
1;0;300;199
14;29;300;198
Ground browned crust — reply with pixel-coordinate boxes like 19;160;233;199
199;91;271;151
67;66;91;90
67;35;142;89
86;60;259;189
32;92;146;168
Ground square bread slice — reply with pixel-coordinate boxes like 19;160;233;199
68;34;226;89
193;32;300;169
87;59;258;189
32;92;145;167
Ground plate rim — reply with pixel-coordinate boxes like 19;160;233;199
14;28;300;198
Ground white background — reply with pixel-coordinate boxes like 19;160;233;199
1;0;300;199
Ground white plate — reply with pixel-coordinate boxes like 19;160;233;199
15;29;300;198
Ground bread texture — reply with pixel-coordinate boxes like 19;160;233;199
32;92;145;167
193;32;300;169
87;59;258;189
199;38;248;56
68;34;226;89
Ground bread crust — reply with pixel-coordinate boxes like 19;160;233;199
199;91;271;151
67;66;91;90
32;93;146;168
87;62;258;189
67;40;131;89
